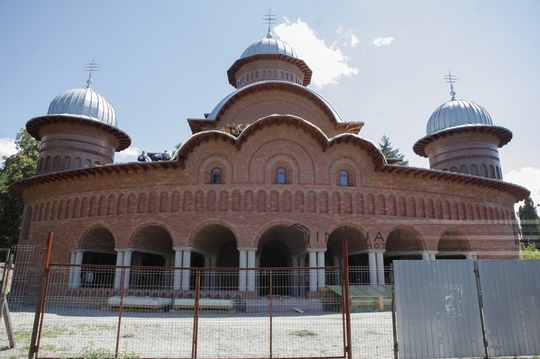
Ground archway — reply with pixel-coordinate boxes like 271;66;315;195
80;227;116;288
258;225;294;296
130;225;174;289
437;230;470;259
327;225;369;285
192;224;238;290
385;227;425;264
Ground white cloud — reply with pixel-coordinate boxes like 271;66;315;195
0;138;17;165
373;37;395;47
115;146;140;163
337;26;359;48
504;166;540;209
274;19;359;89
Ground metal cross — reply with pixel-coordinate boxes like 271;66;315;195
84;59;100;88
262;8;276;37
444;71;457;99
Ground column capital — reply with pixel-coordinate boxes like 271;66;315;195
173;246;194;252
114;248;134;253
306;248;326;253
237;247;258;252
367;249;385;254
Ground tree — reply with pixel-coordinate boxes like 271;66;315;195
0;128;39;247
517;197;540;248
379;134;409;165
520;242;540;260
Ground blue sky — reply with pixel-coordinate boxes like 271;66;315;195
1;0;539;206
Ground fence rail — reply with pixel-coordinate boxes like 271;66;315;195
32;265;360;359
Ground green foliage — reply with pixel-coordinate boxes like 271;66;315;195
520;242;540;260
379;134;409;165
517;197;540;247
0;128;39;247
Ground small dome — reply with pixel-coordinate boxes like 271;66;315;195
47;87;117;127
426;98;492;135
240;34;298;59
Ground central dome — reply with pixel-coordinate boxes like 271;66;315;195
240;34;298;59
426;98;492;135
47;86;117;127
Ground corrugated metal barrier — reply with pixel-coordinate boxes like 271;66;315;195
394;260;540;359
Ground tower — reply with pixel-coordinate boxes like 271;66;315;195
413;72;511;179
26;60;130;175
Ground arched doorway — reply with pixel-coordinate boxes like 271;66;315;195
130;225;174;289
385;227;425;264
327;225;369;285
258;225;295;296
80;227;116;288
192;224;238;290
437;230;470;259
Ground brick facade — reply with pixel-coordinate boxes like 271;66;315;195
11;33;529;293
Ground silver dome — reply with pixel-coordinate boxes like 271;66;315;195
241;34;298;59
426;98;492;135
47;87;117;127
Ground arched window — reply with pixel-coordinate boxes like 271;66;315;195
276;167;287;184
211;167;222;184
339;170;350;186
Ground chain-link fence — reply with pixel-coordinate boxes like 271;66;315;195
0;264;394;359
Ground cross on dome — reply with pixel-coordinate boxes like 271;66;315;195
262;8;277;38
84;59;100;88
444;71;457;100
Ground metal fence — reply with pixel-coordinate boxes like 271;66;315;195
0;256;395;359
20;264;392;359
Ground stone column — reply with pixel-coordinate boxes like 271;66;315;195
422;252;430;260
238;249;247;291
309;251;317;292
202;256;211;289
68;251;76;288
123;250;132;289
368;252;377;285
376;252;385;285
429;253;436;260
73;250;84;288
247;249;256;292
317;251;326;289
182;249;191;291
114;250;124;289
173;249;183;290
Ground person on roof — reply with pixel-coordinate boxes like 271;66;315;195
137;151;151;162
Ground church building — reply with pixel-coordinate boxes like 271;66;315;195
10;26;529;297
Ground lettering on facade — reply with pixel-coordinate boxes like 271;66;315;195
283;224;387;250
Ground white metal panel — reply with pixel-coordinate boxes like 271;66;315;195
478;260;540;357
394;260;484;359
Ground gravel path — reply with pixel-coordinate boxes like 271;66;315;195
0;306;394;359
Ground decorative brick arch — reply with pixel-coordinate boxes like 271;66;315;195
78;225;116;252
189;221;239;256
386;226;426;254
129;222;174;255
437;229;471;258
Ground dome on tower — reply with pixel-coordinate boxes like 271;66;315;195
47;83;117;127
240;34;298;59
426;98;492;135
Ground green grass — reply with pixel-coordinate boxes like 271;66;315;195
290;329;317;337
